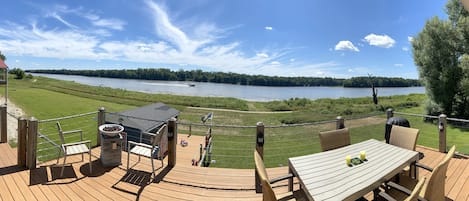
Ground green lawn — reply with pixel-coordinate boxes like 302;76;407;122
4;76;468;167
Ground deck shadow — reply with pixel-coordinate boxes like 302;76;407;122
50;165;78;180
79;159;114;177
112;169;152;199
0;165;25;176
153;165;172;183
29;166;48;186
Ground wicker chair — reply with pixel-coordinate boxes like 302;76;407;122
56;121;92;177
379;177;427;201
389;125;420;151
318;128;350;152
383;145;456;201
254;150;296;201
389;125;420;177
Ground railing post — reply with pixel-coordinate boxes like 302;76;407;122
386;108;394;120
0;104;6;143
17;117;27;167
168;118;178;167
336;116;345;129
438;114;447;153
26;117;38;170
255;122;264;193
97;107;105;146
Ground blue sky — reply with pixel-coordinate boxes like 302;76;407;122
0;0;448;78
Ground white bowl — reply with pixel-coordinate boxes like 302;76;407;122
99;124;124;137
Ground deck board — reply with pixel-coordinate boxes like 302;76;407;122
0;137;467;201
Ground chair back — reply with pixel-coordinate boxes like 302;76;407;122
318;128;350;151
254;150;277;201
56;121;66;144
151;124;167;147
421;145;456;200
389;125;420;151
404;177;426;201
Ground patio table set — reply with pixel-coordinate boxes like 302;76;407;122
255;126;456;201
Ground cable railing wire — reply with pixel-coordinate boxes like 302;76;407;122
105;112;165;124
393;111;438;119
39;111;98;123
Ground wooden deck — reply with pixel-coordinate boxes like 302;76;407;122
0;136;468;201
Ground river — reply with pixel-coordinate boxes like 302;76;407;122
32;73;425;102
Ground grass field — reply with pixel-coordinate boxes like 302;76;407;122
3;75;468;168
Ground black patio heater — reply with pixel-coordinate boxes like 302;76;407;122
385;117;410;143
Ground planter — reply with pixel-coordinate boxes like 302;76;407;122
99;124;124;137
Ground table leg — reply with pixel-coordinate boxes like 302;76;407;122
373;188;380;201
288;167;293;192
410;161;418;179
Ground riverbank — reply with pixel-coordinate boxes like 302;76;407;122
31;73;425;101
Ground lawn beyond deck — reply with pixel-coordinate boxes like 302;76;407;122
0;135;467;201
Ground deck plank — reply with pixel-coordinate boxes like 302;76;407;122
449;160;469;200
0;176;14;201
0;137;467;201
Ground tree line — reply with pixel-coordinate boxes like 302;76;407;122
27;69;422;87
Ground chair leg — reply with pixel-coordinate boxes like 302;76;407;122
61;154;67;177
89;150;92;174
82;153;84;162
151;157;155;180
127;149;130;170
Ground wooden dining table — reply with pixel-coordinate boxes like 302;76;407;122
288;139;419;201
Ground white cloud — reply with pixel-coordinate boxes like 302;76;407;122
256;53;269;58
334;40;359;52
92;19;125;30
265;26;273;30
270;61;280;65
408;36;413;42
0;1;345;77
394;63;404;67
402;47;409;51
363;34;395;48
48;12;78;29
45;5;126;31
348;69;353;72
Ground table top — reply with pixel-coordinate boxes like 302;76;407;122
288;139;419;201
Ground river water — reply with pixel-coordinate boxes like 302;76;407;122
33;73;425;102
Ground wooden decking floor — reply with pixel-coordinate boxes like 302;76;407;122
0;136;468;201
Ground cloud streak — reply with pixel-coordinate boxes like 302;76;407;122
0;1;343;77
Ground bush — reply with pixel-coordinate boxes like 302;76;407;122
9;68;25;79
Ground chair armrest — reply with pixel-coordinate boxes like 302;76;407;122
141;132;156;137
378;191;397;201
387;181;412;195
128;141;154;149
269;173;294;184
62;130;83;135
386;181;428;201
415;162;433;172
62;140;91;147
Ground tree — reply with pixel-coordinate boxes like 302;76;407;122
9;68;25;79
413;0;469;117
0;51;5;61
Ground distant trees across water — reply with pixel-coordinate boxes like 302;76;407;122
27;69;422;88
